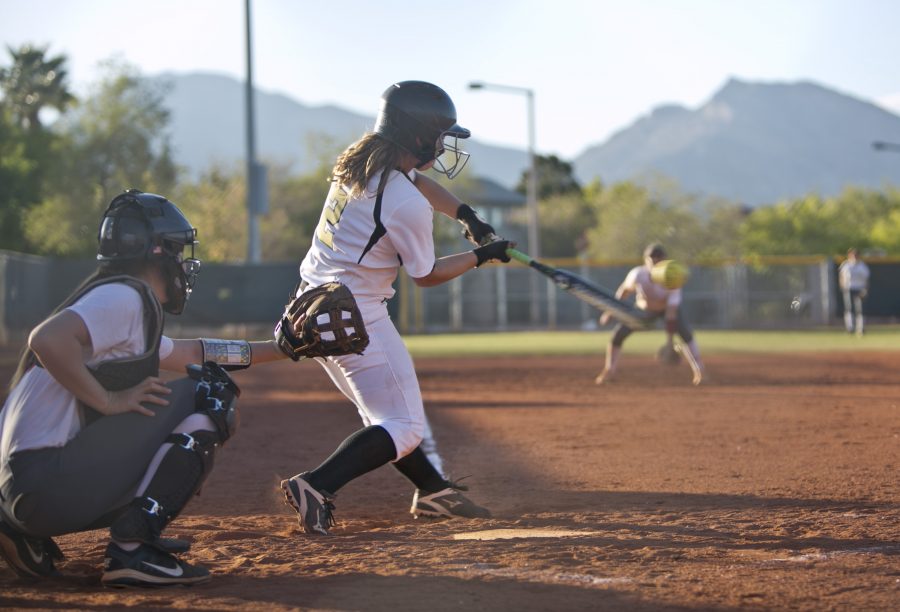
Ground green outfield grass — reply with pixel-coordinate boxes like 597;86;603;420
402;326;900;358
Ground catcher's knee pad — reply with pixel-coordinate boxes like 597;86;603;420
188;361;240;442
110;430;220;543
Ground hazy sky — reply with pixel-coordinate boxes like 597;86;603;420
2;0;898;158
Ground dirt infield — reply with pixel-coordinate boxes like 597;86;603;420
1;349;899;610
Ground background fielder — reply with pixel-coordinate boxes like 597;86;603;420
595;243;704;385
838;247;870;337
280;80;512;535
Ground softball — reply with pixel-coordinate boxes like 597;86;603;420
651;259;689;289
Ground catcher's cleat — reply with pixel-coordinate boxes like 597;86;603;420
280;473;336;536
101;541;209;588
411;486;492;519
0;519;64;578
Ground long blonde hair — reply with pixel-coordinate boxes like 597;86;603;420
331;133;407;198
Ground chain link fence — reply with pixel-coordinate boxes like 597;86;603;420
2;250;898;344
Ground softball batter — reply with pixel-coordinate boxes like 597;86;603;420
595;243;704;385
280;80;511;535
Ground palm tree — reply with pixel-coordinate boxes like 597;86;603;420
0;44;75;130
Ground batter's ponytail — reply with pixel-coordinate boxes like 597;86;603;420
331;133;405;199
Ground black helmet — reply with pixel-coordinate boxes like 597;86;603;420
374;80;471;178
97;189;200;314
98;189;197;261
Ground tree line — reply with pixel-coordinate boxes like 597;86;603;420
3;45;899;264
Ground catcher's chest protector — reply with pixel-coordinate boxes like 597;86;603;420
81;276;165;391
28;275;164;425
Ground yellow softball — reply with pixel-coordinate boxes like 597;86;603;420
651;259;689;289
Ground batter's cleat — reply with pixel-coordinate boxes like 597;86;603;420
411;486;492;519
280;473;336;536
0;519;63;578
101;541;210;588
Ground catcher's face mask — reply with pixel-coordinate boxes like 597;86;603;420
155;239;201;315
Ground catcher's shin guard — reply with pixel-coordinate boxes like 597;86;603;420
109;429;220;543
110;366;240;543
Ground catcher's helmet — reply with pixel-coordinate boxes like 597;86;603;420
97;189;200;314
374;80;470;178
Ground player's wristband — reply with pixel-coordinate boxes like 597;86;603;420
200;339;252;370
455;203;476;221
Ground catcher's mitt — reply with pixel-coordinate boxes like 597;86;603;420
274;282;369;360
656;342;681;366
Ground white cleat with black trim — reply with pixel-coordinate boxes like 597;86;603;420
411;486;491;519
280;472;336;535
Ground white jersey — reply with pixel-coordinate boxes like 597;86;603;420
299;169;435;318
297;167;438;459
839;259;869;291
623;265;682;313
0;283;174;475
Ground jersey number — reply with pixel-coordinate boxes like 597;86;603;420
315;183;350;250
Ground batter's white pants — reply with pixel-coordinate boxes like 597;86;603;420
317;315;428;461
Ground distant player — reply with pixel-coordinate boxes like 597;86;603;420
595;243;704;385
838;247;870;336
279;81;513;535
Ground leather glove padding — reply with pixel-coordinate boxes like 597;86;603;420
275;282;369;360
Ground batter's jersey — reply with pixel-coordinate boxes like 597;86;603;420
839;260;870;291
299;169;435;314
623;265;682;313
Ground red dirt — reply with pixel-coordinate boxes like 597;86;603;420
2;350;899;610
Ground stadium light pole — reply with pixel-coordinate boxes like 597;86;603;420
244;0;261;262
469;81;541;325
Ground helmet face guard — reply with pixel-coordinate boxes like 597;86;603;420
432;131;470;179
152;236;201;315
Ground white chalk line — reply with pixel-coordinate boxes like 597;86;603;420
455;563;632;588
766;544;900;564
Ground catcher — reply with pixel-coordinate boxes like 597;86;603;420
0;190;362;587
277;80;513;536
595;243;704;386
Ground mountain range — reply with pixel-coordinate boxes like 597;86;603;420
159;73;900;206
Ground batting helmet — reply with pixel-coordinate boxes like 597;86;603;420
97;189;200;314
374;80;470;178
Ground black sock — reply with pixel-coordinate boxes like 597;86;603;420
392;446;447;493
306;425;396;494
